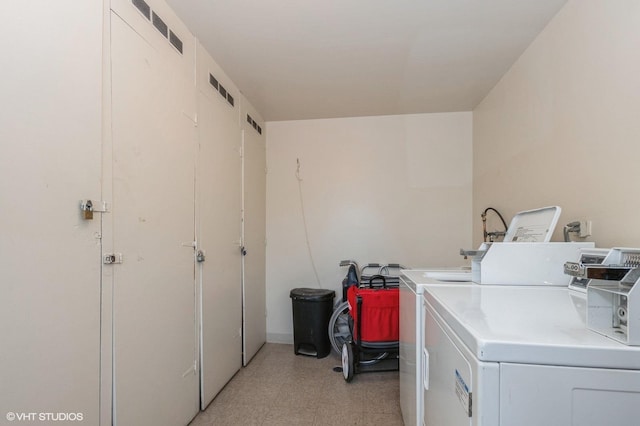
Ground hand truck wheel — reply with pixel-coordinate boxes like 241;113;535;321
341;342;355;382
329;301;351;354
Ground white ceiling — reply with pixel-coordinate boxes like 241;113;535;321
165;0;568;121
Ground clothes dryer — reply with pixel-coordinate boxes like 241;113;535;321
422;285;640;425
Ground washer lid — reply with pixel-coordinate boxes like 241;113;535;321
424;271;472;282
402;269;472;287
504;206;561;243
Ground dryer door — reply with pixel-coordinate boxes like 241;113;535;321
423;298;500;426
424;303;474;425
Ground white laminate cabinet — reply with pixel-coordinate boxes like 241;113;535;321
240;97;267;366
196;42;243;409
0;2;103;423
110;1;199;424
1;0;267;423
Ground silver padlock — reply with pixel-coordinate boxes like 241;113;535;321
196;250;206;263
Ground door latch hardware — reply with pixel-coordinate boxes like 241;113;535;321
196;250;206;263
80;199;109;220
241;246;247;256
103;253;123;264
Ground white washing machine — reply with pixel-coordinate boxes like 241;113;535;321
400;269;473;426
422;285;640;426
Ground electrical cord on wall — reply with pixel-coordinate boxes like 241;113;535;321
296;158;323;288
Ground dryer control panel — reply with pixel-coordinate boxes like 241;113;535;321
578;248;640;346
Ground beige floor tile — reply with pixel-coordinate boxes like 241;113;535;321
209;405;270;426
362;411;405;426
231;377;282;407
189;343;403;426
262;407;317;426
315;378;366;410
187;410;216;426
362;374;401;414
313;409;364;426
273;379;328;409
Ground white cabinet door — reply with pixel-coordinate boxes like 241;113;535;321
196;43;243;408
0;2;102;423
241;102;267;365
110;7;198;425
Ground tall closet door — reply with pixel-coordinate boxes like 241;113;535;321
196;44;243;408
110;5;198;425
241;105;267;365
0;2;102;422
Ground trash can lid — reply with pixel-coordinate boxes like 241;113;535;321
289;288;335;301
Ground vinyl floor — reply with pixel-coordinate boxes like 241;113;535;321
188;343;403;425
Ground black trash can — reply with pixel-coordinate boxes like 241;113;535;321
290;288;336;358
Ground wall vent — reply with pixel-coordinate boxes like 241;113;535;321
209;74;219;90
246;114;262;135
132;0;151;19
131;1;183;55
208;73;235;107
152;12;168;38
169;31;183;54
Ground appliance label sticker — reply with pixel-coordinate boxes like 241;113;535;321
455;369;471;417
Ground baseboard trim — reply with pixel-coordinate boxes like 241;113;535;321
266;332;293;344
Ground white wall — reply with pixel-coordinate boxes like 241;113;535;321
266;112;472;342
473;0;640;247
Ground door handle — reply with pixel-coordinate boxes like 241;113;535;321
423;347;430;390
